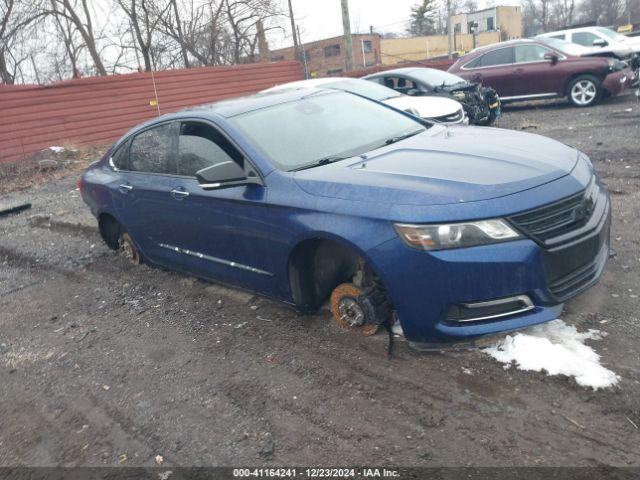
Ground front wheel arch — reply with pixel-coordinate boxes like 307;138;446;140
287;236;389;314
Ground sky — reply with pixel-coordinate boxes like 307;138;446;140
272;0;521;48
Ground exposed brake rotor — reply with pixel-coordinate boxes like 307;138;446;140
330;283;379;336
120;232;140;265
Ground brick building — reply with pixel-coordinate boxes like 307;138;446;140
268;33;381;77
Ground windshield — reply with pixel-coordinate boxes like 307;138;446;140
596;27;626;41
408;68;466;87
230;91;425;171
323;79;401;101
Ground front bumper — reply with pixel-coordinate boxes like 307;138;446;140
602;68;635;95
367;186;611;345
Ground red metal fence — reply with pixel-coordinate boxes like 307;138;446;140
0;61;304;164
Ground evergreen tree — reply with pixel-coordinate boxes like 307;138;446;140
407;0;438;36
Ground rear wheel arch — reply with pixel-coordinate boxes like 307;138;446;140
98;212;122;250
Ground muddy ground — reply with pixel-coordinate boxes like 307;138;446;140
1;93;639;468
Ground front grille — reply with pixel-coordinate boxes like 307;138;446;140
509;191;586;243
510;175;610;302
548;238;609;301
434;109;463;123
508;177;597;246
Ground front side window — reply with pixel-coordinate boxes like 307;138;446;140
383;76;417;92
129;123;176;174
572;31;601;47
178;122;243;177
229;91;425;171
479;47;514;67
515;45;552;63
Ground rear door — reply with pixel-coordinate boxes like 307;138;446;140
112;121;186;268
512;44;564;96
464;46;515;96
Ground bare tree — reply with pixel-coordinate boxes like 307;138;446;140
48;0;107;75
116;0;169;71
0;0;46;83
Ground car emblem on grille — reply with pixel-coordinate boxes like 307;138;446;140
573;198;594;222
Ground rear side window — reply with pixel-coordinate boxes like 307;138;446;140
178;121;244;177
572;31;601;47
129;123;176;175
479;47;514;67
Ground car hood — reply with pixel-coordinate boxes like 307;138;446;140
383;95;462;118
293;125;579;206
620;35;640;51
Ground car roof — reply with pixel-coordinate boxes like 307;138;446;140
179;88;334;118
115;88;336;145
467;38;539;54
538;26;613;36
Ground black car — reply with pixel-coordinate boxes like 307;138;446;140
363;67;501;125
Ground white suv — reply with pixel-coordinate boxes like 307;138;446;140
537;27;640;64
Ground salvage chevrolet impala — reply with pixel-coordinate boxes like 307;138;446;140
80;89;611;349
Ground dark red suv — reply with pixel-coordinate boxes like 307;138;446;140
448;39;635;107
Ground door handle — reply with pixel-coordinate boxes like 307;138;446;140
119;184;133;194
170;188;189;200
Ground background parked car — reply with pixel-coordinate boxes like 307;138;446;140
362;67;500;126
537;26;640;69
448;39;635;107
262;77;468;125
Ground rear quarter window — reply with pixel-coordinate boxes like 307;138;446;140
110;141;129;170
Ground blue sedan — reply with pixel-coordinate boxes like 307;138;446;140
79;89;610;349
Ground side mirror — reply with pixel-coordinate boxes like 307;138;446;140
544;52;559;65
593;39;608;47
406;88;420;96
196;161;261;190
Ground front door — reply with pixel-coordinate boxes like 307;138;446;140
511;44;563;96
167;120;281;297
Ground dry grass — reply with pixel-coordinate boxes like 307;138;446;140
0;142;110;195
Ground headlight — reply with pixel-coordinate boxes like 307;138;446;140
394;219;520;251
608;59;626;72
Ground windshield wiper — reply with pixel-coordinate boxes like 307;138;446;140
383;129;424;146
290;155;350;172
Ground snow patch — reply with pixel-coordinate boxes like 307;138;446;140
48;146;65;153
483;319;619;390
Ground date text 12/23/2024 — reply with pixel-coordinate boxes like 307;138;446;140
233;468;400;478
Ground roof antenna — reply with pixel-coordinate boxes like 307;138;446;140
150;56;161;117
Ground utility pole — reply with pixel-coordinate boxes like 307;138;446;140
446;0;453;59
341;0;355;71
288;0;300;59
